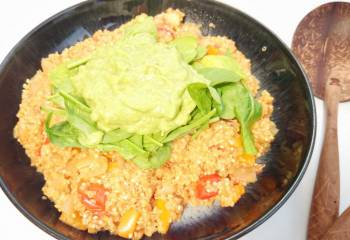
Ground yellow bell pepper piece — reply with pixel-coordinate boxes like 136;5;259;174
232;184;245;203
117;208;140;239
207;45;219;55
108;161;119;172
239;153;256;164
155;199;171;234
233;135;243;148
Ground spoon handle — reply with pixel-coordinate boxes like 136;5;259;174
321;207;350;240
307;80;341;240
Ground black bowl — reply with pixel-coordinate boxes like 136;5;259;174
0;0;316;239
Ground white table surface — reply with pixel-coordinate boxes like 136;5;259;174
1;0;350;239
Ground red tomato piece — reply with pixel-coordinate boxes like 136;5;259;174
79;183;108;214
195;173;220;199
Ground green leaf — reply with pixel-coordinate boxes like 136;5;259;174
60;91;103;146
117;139;149;159
102;129;133;144
124;16;157;37
250;100;263;123
59;91;91;113
131;155;153;169
188;109;203;124
151;132;168;143
128;134;143;147
194;55;246;79
48;64;77;94
67;57;90;69
189;107;200;119
240;123;256;154
219;84;237;120
171;36;198;63
187;83;212;114
220;83;262;154
194;45;207;61
143;135;163;152
47;92;65;109
192;121;209;139
144;135;163;147
40;106;66;117
208;86;221;104
240;99;263;154
149;143;171;168
78;131;104;147
97;141;149;162
45;113;81;147
209;116;220;123
197;67;242;86
131;143;171;169
96;144;120;152
163;109;216;143
230;84;254;123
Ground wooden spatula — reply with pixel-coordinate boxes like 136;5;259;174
292;2;350;240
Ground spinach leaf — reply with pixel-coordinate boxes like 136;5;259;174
98;139;150;164
187;83;212;114
40;106;66;117
250;100;263;123
102;129;133;144
117;139;149;159
59;91;91;113
163;109;216;143
220;83;262;154
194;55;246;79
131;155;152;169
48;64;77;94
132;143;171;169
96;144;120;152
128;134;143;148
47;91;65;109
143;134;163;152
124;16;157;37
192;121;210;139
45;113;81;147
208;86;221;104
78;131;104;147
97;142;137;160
197;68;241;86
148;143;171;168
194;45;207;61
188;109;203;124
60;91;103;146
219;84;237;119
171;36;198;63
240;97;262;154
67;57;90;69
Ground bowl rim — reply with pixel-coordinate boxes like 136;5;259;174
0;0;316;239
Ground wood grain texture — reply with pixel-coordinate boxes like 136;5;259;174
321;207;350;240
292;2;350;102
307;81;341;240
292;2;350;239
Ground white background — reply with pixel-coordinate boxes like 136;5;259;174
1;0;350;239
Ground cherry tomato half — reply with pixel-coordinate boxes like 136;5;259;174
79;183;108;214
195;173;220;199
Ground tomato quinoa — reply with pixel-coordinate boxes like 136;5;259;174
14;9;277;239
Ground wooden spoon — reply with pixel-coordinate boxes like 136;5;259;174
292;2;350;240
321;207;350;240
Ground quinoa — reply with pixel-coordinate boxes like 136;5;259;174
14;9;277;239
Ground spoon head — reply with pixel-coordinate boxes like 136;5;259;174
292;2;350;102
